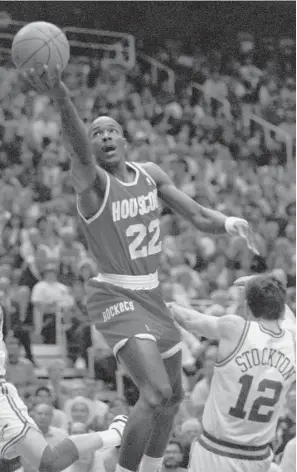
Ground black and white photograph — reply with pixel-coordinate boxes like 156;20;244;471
0;2;295;472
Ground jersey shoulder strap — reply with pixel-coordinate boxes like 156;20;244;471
131;162;157;186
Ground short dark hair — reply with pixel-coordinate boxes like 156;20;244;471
35;386;51;397
246;275;286;320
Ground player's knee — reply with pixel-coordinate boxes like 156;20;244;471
142;383;173;408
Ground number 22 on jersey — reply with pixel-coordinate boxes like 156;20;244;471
126;218;162;260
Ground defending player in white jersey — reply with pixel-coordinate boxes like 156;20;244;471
0;307;127;470
169;274;296;472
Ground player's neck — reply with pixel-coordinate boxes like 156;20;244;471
112;162;135;183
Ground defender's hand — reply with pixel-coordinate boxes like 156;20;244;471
225;217;259;256
23;64;69;102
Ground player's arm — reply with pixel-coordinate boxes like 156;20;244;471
23;65;106;207
143;162;258;253
168;302;241;340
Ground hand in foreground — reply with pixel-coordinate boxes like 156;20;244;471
22;64;68;101
226;218;260;256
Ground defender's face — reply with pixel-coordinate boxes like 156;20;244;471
90;117;126;170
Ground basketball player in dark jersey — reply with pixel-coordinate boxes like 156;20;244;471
25;65;258;472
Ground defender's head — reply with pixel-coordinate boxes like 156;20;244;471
245;274;286;321
89;116;126;171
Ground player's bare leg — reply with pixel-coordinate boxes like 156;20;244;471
139;351;183;472
14;415;127;471
115;338;180;472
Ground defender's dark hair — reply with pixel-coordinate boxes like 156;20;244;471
246;275;286;320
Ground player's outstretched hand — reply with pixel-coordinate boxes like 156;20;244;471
22;64;69;102
226;218;259;256
109;415;128;441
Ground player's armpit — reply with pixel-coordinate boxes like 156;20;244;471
76;171;108;220
143;162;227;234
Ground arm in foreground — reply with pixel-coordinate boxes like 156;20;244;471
168;302;240;340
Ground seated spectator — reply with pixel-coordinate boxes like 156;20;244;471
190;346;217;419
35;386;68;431
4;335;38;397
46;359;70;409
59;227;86;286
161;440;187;472
279;436;296;472
31;262;74;343
21;403;67;472
64;396;103;432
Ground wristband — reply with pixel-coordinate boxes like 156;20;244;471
225;217;245;235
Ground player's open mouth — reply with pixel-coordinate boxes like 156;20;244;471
103;145;117;156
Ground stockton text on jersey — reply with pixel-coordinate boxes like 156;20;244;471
235;347;296;380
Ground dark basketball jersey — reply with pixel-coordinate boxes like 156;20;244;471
77;162;163;276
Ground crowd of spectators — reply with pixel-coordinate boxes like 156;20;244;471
0;18;295;472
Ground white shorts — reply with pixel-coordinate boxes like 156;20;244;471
189;438;273;472
0;379;38;459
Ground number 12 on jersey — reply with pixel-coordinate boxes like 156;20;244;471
126;219;162;260
229;374;283;423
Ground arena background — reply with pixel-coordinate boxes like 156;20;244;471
0;2;295;471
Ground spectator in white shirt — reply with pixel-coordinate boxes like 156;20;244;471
31;263;74;342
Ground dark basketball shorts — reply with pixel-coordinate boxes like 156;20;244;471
86;279;181;358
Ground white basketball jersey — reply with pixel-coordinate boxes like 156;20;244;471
0;307;6;377
201;320;295;458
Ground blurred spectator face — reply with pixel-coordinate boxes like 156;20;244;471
70;422;88;435
261;221;279;241
36;388;52;406
71;402;90;424
163;442;183;469
47;360;65;383
43;267;58;283
60;227;76;246
6;337;21;364
21;392;34;411
180;418;201;446
33;404;53;432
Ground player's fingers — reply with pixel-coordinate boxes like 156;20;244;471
55;64;62;83
28;68;49;92
42;65;55;88
23;71;44;92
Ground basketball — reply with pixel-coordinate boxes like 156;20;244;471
11;21;70;76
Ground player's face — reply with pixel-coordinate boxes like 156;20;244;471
90;117;126;170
